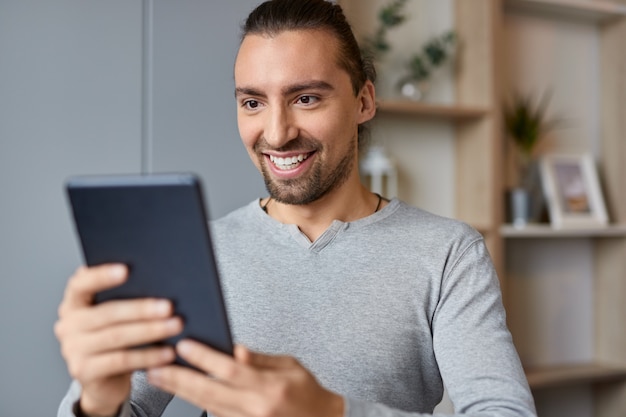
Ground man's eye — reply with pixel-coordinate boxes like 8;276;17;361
243;100;260;110
296;95;318;105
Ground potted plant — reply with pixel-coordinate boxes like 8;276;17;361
503;90;560;226
359;1;459;101
397;30;458;101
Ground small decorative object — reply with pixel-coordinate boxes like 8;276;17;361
396;30;457;101
503;90;561;227
510;188;531;229
539;153;608;229
360;145;398;198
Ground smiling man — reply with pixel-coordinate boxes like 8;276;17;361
55;1;536;417
234;26;378;241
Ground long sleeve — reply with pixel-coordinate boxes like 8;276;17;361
57;372;174;417
431;240;535;416
341;239;535;417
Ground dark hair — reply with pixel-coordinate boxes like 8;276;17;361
241;0;376;149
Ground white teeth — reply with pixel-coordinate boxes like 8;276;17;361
269;153;309;170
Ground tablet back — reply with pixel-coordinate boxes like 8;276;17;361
66;173;233;363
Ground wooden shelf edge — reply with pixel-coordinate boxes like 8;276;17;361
376;99;490;120
525;362;626;390
500;223;626;238
504;0;626;22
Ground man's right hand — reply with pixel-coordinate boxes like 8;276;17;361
54;264;183;416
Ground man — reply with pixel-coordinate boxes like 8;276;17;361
55;1;537;416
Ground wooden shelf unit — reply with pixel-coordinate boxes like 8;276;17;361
342;0;626;414
502;1;626;415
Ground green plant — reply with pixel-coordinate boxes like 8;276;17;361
503;90;559;163
503;90;563;192
360;0;409;63
359;2;458;100
399;30;457;84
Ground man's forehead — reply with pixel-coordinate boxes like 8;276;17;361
236;29;340;62
234;29;347;88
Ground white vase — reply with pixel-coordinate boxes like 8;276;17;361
398;79;430;101
510;187;530;228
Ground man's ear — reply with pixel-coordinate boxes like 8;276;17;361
357;80;377;124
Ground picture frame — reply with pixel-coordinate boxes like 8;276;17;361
539;153;608;229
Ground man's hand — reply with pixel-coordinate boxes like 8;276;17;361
54;264;184;416
146;340;345;417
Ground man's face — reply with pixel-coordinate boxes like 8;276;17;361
234;29;373;205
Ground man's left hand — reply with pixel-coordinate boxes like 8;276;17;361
146;340;344;417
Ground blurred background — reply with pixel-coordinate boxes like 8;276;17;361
0;1;263;416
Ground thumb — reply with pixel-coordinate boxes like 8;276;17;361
234;345;299;370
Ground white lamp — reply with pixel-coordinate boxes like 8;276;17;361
360;145;398;198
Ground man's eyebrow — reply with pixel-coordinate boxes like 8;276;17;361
234;81;334;98
235;87;265;98
282;80;334;96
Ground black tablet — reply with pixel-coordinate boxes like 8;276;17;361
66;173;233;366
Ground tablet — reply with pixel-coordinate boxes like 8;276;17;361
66;173;233;366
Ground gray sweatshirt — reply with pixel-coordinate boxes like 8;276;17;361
58;198;536;417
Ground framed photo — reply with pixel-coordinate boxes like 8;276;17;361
539;153;608;228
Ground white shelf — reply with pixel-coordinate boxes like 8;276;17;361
376;100;489;121
504;0;626;22
501;223;626;238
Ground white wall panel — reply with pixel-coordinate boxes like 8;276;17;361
150;0;266;221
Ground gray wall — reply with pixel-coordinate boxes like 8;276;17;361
0;1;263;415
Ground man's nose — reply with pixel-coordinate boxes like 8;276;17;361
263;105;299;148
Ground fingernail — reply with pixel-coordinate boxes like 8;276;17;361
153;300;171;315
108;264;127;281
177;340;193;355
166;317;182;331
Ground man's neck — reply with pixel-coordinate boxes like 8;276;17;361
264;181;382;242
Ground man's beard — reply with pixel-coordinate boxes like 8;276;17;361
257;137;356;206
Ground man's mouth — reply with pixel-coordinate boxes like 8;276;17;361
269;153;310;170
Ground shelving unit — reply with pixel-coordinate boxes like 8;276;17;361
343;0;626;415
502;1;626;415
